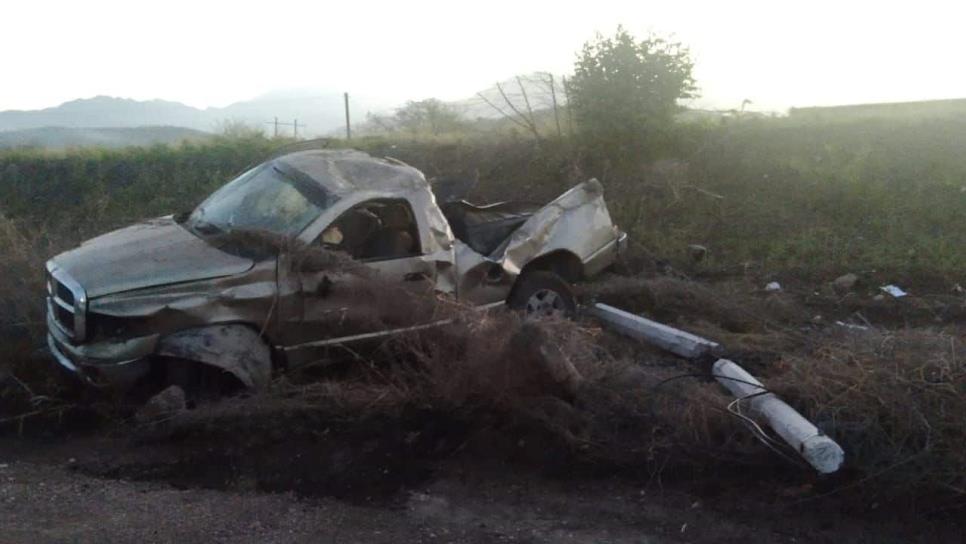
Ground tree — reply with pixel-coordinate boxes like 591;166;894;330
568;27;697;157
475;72;569;141
394;98;466;135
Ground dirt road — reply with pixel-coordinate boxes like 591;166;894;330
1;433;958;544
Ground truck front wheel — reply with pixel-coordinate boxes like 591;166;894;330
508;271;577;319
161;358;244;406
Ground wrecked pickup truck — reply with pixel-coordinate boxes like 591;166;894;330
46;149;626;392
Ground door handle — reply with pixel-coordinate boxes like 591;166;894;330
404;272;430;282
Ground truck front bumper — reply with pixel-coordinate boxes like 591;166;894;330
46;316;157;388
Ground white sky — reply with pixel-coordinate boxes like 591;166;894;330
3;0;965;112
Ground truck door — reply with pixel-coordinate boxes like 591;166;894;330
279;198;439;358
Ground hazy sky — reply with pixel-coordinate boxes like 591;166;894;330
4;0;964;113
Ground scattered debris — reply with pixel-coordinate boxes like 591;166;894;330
687;244;708;262
835;321;870;332
880;284;907;298
765;281;782;292
832;273;859;293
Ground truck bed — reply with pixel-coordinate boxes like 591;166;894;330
440;200;539;257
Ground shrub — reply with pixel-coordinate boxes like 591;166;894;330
569;26;697;161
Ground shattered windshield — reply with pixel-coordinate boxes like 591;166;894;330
185;162;336;238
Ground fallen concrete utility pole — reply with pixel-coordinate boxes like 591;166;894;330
712;359;845;474
588;303;844;474
588;303;721;359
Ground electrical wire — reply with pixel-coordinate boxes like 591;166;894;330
727;392;810;468
650;371;809;468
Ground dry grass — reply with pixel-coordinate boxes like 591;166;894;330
392;311;759;467
0;213;45;332
0;214;52;403
185;308;761;472
774;327;966;498
587;274;808;332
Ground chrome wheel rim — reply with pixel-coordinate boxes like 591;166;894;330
524;289;567;318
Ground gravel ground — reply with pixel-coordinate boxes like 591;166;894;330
2;437;961;544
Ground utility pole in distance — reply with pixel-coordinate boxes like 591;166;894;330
265;118;304;139
344;92;351;140
549;74;562;138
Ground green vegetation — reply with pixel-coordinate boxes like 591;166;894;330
0;133;277;242
0;126;210;150
569;26;697;160
366;98;468;136
3;113;966;287
671;116;966;284
790;97;966;124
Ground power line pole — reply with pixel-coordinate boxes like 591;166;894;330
549;74;562;138
265;118;305;138
561;75;575;136
344;92;351;140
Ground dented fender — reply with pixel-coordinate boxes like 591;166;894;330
157;324;272;389
496;179;619;276
455;179;623;303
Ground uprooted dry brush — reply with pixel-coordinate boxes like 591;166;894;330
774;327;966;499
245;306;763;471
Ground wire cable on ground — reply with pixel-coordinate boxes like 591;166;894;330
650;371;809;468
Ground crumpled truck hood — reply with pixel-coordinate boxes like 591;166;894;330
51;216;254;298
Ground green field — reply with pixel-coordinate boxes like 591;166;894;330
5;114;966;360
4;113;966;286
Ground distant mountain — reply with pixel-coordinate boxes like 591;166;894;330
0;97;207;132
0;91;395;139
0;126;210;149
0;80;574;147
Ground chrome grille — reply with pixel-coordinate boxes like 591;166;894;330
46;263;88;342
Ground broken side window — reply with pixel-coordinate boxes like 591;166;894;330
320;199;421;262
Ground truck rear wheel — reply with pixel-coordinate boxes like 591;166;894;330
508;271;577;319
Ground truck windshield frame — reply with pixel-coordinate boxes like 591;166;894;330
185;162;337;238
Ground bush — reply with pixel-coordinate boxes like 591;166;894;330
569;26;696;161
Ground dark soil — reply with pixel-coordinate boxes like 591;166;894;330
2;421;962;544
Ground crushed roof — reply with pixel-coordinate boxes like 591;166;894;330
274;149;426;196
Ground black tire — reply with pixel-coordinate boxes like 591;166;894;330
161;358;243;406
508;271;578;319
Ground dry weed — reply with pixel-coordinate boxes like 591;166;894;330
774;327;966;498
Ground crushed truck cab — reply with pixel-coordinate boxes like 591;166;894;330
46;149;626;390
